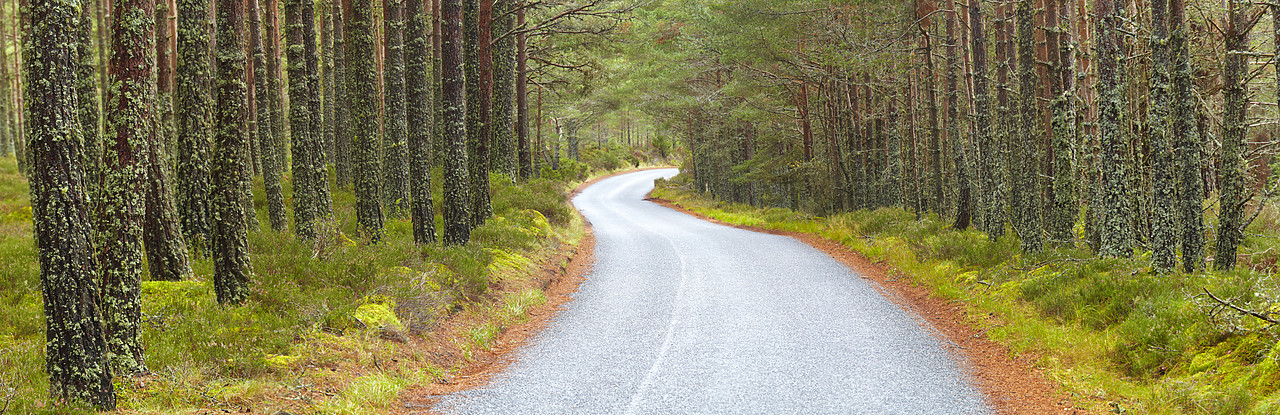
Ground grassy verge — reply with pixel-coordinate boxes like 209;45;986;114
652;174;1280;414
0;142;672;415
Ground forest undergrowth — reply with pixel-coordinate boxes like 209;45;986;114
0;143;663;414
653;173;1280;415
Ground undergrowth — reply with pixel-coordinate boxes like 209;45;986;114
0;145;667;414
653;173;1280;415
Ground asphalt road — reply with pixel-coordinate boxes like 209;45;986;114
439;169;992;414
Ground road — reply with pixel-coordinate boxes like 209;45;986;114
439;168;992;414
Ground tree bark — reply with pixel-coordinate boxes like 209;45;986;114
212;0;252;303
383;0;411;217
443;0;471;245
347;0;386;240
176;0;213;254
29;0;116;405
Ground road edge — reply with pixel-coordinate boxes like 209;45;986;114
397;167;674;414
644;195;1082;415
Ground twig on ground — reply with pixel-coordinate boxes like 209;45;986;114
1203;287;1280;327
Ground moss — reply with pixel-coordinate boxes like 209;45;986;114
262;353;302;370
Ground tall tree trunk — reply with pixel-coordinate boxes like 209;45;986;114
212;0;252;304
0;13;11;159
465;0;492;226
972;0;1003;238
288;0;319;239
1013;0;1043;252
491;0;515;178
176;0;213;254
304;0;332;218
334;0;351;188
76;4;101;203
1149;0;1175;271
100;0;155;375
1216;0;1252;270
347;0;385;240
920;19;942;215
516;3;530;179
1096;0;1133;257
252;0;286;231
1171;0;1202;271
323;1;335;178
947;0;970;229
407;0;436;243
383;0;411;217
1049;0;1078;243
442;0;471;244
29;0;116;406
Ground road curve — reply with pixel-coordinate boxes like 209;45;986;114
440;169;992;414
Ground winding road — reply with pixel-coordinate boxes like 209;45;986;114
439;169;992;414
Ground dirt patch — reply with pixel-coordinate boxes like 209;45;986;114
646;197;1087;415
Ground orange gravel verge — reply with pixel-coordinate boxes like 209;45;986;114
646;196;1089;415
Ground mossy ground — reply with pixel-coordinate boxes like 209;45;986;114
653;174;1280;415
0;143;672;414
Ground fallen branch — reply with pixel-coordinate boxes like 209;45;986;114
1203;287;1280;326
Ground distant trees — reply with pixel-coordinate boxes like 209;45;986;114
652;0;1280;272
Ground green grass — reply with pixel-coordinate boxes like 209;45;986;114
653;174;1280;415
0;144;669;413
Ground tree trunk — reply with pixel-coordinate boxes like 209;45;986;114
1216;0;1252;270
29;0;116;405
442;0;471;245
288;0;319;239
304;0;332;218
491;0;516;178
212;0;252;304
1096;0;1133;257
347;0;386;240
1013;0;1043;252
1149;0;1175;271
516;4;530;179
176;0;213;254
383;0;411;217
334;0;351;188
1171;0;1202;271
77;4;101;203
947;0;970;229
252;0;286;231
100;0;155;375
407;0;437;243
465;0;492;226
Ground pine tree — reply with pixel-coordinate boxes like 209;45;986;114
972;0;1001;240
1048;0;1077;244
383;0;412;217
288;0;318;239
491;0;516;178
76;4;101;203
1012;0;1043;252
349;0;387;240
143;0;194;283
176;0;213;254
443;0;472;245
516;4;531;179
1171;0;1203;272
212;0;253;304
465;0;492;226
408;0;438;243
1096;0;1133;257
1216;0;1253;270
252;0;287;231
29;0;116;406
946;0;970;230
305;0;333;219
323;1;335;167
1149;0;1176;272
100;0;155;375
333;0;352;188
